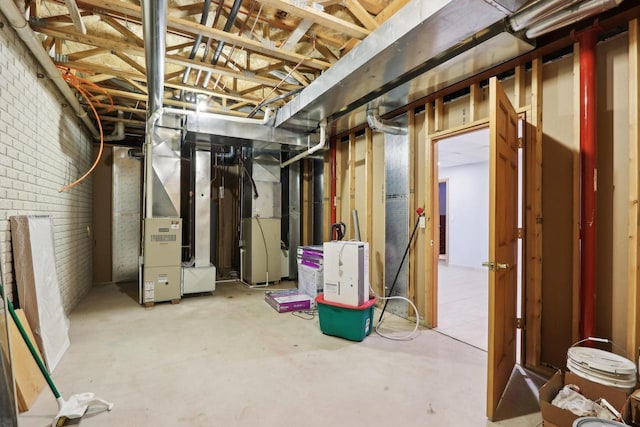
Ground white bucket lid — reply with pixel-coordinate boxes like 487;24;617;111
573;417;627;426
567;347;637;376
567;358;637;389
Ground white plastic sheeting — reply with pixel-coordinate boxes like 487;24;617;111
10;216;70;372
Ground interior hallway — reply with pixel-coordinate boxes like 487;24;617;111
436;264;489;351
18;282;543;427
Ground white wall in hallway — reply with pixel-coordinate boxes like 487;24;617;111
439;161;489;269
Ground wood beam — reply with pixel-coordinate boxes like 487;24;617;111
470;82;481;122
100;14;144;46
628;18;640;360
514;64;526;109
572;43;581;345
525;57;543;369
113;51;146;74
348;132;356;239
255;0;370;39
408;110;417;317
344;0;378;30
71;0;331;70
374;0;409;25
67;47;107;61
424;102;437;327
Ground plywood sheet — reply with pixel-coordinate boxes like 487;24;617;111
10;216;70;372
0;310;46;412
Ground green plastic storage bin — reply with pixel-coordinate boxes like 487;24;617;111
316;294;377;341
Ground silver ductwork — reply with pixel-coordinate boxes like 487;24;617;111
509;0;581;32
367;106;407;135
141;0;167;115
274;0;532;133
525;0;624;39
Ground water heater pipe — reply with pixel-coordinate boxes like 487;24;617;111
577;26;598;340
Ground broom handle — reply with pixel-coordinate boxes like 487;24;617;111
0;283;61;398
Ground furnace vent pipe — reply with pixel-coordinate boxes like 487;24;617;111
280;121;327;168
0;0;99;137
103;111;125;142
525;0;624;39
509;0;580;32
367;107;407;135
141;0;167;115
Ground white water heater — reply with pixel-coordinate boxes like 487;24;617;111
323;241;369;307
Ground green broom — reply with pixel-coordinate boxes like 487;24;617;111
0;283;112;427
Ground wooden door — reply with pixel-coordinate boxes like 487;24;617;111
486;77;519;420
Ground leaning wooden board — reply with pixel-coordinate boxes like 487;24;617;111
0;308;46;412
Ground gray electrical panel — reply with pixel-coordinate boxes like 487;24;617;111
143;218;182;304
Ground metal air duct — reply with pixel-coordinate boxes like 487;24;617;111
509;0;581;32
367;106;407;135
525;0;624;39
274;0;533;134
141;0;167;115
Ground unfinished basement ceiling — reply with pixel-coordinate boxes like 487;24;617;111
10;0;633;144
24;0;409;137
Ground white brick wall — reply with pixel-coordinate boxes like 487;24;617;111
0;15;94;314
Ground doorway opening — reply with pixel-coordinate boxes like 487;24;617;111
433;125;523;358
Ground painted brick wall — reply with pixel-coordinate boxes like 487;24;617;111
0;16;94;314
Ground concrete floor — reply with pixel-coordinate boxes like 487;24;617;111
18;281;546;427
436;264;489;351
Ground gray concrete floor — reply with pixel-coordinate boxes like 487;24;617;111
18;281;545;426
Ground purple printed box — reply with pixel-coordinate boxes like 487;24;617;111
265;290;312;313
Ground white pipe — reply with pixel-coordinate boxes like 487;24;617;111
103;111;125;141
163;107;275;125
144;108;164;219
0;1;99;137
280;120;327;168
367;107;407;135
509;0;581;32
525;0;624;39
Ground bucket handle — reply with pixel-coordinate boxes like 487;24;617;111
571;336;625;354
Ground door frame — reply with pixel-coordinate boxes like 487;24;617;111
426;85;527;419
438;178;450;265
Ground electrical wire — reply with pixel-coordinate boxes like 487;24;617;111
370;285;421;341
57;68;111;193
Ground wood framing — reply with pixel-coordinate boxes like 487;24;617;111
349;132;357;239
424;102;437;327
525;57;543;369
408;110;417;317
628;18;640;360
572;42;581;344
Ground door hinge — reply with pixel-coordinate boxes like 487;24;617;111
536;216;543;224
517;228;524;238
516;318;525;329
518;137;523;149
